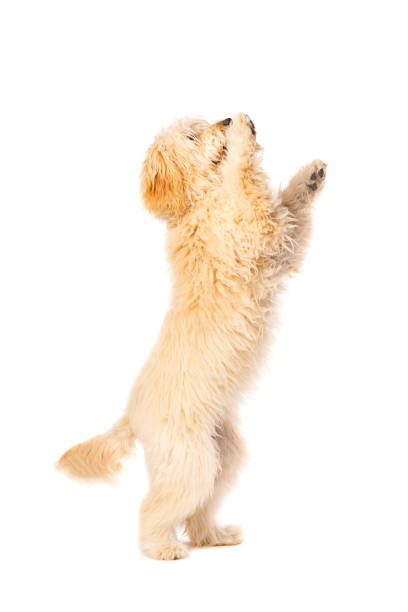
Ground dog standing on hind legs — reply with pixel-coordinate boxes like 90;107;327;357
57;113;327;560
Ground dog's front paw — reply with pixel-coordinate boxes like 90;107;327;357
222;113;257;172
233;112;256;138
306;160;327;193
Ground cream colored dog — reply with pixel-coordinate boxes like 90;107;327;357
57;113;326;560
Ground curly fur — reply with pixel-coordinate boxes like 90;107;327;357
57;113;326;560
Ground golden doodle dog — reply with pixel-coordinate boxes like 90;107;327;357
57;113;326;560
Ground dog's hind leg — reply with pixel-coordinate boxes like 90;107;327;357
280;160;327;272
139;433;220;560
185;416;246;547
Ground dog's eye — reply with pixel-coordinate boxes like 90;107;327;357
186;133;197;142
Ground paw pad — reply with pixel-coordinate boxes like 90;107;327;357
307;162;326;192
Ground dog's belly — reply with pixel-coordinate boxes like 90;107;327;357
128;285;277;442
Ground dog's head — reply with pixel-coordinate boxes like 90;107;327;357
141;117;233;221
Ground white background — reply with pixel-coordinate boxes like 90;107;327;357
1;1;407;610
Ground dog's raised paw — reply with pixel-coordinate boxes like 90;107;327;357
306;160;327;192
247;116;256;137
233;113;256;137
244;114;256;136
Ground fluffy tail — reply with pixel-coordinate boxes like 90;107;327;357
56;416;135;481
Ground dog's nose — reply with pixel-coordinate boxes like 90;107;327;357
222;118;232;126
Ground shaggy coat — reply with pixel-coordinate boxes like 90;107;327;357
57;113;326;560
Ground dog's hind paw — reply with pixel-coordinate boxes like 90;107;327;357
141;540;189;561
211;524;243;546
190;524;243;547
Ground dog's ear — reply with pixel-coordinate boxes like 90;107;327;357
141;143;188;220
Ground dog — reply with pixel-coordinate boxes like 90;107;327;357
57;113;326;560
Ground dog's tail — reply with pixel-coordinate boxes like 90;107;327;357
56;416;135;482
